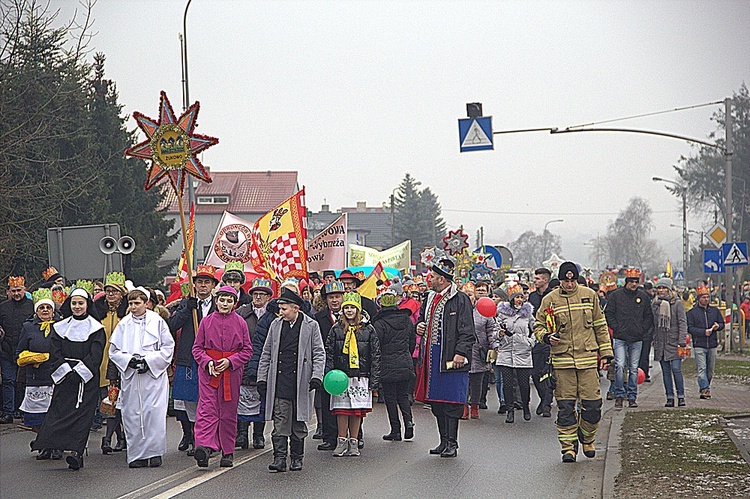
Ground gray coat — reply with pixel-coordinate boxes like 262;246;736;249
493;302;536;368
257;312;326;422
652;293;687;362
470;308;496;373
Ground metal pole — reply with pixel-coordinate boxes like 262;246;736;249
725;97;733;350
682;187;688;280
390;193;395;247
182;0;196;268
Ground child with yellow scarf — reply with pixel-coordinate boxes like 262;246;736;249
325;292;381;457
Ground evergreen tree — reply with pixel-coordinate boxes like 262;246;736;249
392;174;447;261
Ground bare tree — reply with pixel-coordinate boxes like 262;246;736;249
510;230;562;268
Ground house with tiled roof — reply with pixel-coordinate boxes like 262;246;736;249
308;201;395;251
160;171;299;265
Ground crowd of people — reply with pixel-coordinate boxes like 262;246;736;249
0;258;730;470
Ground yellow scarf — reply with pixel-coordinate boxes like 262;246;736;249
342;325;360;369
40;320;55;337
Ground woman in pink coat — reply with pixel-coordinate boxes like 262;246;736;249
192;286;252;468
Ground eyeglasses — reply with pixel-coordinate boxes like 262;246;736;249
105;289;119;294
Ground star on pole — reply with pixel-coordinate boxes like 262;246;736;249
442;229;469;256
125;91;218;194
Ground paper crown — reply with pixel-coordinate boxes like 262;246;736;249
342;292;362;311
224;260;244;272
74;280;94;296
624;268;641;279
377;288;399;308
194;264;218;281
506;283;524;297
696;285;710;296
411;275;424;285
249;278;274;294
42;266;61;281
324;280;345;295
354;271;366;282
32;288;53;304
461;282;475;294
8;276;24;287
104;271;126;289
52;289;68;304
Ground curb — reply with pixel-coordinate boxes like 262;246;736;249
720;415;750;466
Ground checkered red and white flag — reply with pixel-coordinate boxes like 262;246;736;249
249;188;308;281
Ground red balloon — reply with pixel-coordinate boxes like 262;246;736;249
476;297;497;318
686;334;691;345
637;368;646;385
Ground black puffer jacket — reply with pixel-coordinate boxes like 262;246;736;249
372;307;415;383
326;319;381;388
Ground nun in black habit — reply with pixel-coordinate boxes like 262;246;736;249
32;287;106;470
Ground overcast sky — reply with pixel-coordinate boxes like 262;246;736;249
53;0;750;269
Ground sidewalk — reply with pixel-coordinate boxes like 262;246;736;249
600;360;750;498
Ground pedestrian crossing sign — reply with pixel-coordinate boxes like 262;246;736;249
458;117;493;152
722;242;748;267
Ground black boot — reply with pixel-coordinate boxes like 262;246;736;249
289;438;304;471
185;422;195;456
441;417;458;458
268;436;287;472
429;440;447;455
506;409;515;423
178;415;192;451
235;420;249;449
66;451;84;470
101;436;112;455
523;404;531;421
194;446;212;468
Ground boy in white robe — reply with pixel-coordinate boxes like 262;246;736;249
110;288;175;468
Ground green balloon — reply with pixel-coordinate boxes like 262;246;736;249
324;369;349;396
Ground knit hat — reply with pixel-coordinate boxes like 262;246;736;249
223;261;246;284
342;292;362;311
216;285;239;300
656;277;673;290
558;261;579;281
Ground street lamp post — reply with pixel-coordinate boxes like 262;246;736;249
542;219;564;262
653;177;688;279
181;0;196;266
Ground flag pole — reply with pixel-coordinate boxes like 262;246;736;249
177;192;200;333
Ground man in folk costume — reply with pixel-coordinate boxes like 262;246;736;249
534;262;613;463
109;288;175;468
415;258;475;458
258;288;326;473
169;264;218;455
192;286;253;468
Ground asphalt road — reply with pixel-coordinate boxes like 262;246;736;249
0;384;605;499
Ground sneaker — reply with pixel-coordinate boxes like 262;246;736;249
332;437;348;457
705;390;711;399
665;399;675;407
347;438;360;457
614;397;624;409
220;454;233;468
700;390;712;400
628;399;638;408
678;398;686;407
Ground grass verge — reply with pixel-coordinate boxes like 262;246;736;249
615;409;750;498
680;356;750;382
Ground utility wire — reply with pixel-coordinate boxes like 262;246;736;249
443;209;680;216
567;101;723;130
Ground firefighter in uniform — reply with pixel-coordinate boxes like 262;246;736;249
534;262;613;463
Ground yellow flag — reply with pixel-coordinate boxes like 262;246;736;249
358;262;389;300
665;259;673;278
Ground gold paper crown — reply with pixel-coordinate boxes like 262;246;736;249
224;260;244;272
624;268;641;279
74;280;94;296
461;282;475;294
104;271;126;288
42;266;60;281
52;289;67;304
506;283;524;297
195;264;217;280
32;288;53;304
696;285;710;296
8;276;24;287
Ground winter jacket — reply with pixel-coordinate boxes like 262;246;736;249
169;296;215;367
652;293;687;362
372;307;415;383
92;295;128;387
470;308;495;373
0;297;34;360
534;284;612;370
605;287;654;343
686;303;724;349
15;315;60;386
242;300;278;384
257;313;325;422
326;319;381;388
418;283;475;372
494;302;535;368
